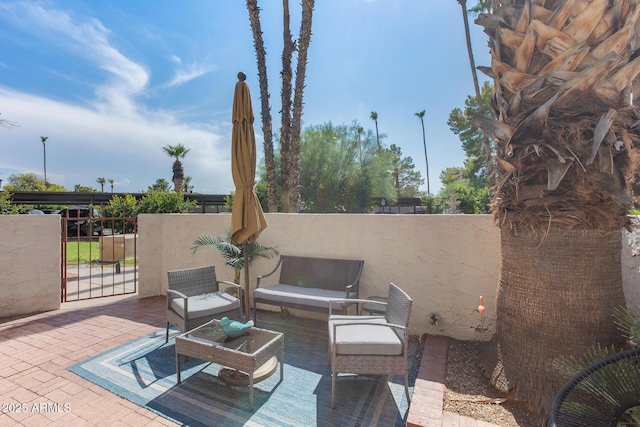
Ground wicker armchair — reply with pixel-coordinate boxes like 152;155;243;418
166;265;243;342
549;347;640;427
327;282;413;409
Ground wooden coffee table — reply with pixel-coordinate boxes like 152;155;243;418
175;319;284;411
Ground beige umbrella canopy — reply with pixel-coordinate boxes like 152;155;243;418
230;72;268;319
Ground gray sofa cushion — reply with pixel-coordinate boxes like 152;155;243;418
254;284;355;310
328;315;402;356
171;292;240;320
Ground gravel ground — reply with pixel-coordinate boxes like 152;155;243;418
443;340;547;427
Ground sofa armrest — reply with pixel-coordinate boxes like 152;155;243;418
256;256;283;289
344;263;363;295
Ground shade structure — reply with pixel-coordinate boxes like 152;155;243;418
230;72;268;319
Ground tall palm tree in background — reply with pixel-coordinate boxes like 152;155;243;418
96;177;106;192
415;110;430;196
246;0;314;213
472;0;640;412
162;143;190;193
370;111;380;152
458;0;492;168
40;136;48;187
108;179;114;193
182;176;193;193
246;0;277;212
279;0;294;213
288;0;314;212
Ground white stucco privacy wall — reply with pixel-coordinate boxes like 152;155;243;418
0;215;61;317
0;213;637;341
137;213;502;340
137;213;640;341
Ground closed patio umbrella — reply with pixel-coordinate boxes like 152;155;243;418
231;72;268;319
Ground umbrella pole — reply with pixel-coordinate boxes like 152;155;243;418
243;241;251;322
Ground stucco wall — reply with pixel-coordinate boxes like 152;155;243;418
0;215;61;316
138;213;502;340
1;212;637;340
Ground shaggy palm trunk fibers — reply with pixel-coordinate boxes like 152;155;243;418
482;229;627;412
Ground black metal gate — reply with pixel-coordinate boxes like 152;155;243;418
61;207;137;302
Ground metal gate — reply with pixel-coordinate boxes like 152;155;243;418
61;207;138;302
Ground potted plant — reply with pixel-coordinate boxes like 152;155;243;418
191;229;279;286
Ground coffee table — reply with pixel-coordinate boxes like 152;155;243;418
175;319;284;411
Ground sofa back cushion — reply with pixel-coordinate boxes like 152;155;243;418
279;255;364;292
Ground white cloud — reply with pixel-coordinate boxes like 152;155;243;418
0;3;236;193
1;2;148;116
165;61;218;88
0;88;233;193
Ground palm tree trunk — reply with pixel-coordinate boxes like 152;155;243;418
289;0;314;212
471;0;640;412
419;117;430;196
172;178;183;193
374;119;380;152
279;0;294;213
458;0;492;167
483;229;627;411
246;0;278;212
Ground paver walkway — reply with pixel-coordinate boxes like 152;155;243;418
407;335;501;427
0;295;500;426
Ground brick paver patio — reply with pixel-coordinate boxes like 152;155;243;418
0;295;499;426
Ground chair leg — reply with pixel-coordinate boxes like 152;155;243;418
165;322;170;343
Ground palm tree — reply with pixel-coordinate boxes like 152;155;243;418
278;0;295;213
457;0;491;167
40;136;48;187
108;179;114;193
246;0;278;213
472;1;640;411
289;0;315;212
182;176;193;193
162;144;190;193
246;0;314;213
414;110;430;196
96;177;106;192
191;229;278;285
370;111;380;152
148;178;171;193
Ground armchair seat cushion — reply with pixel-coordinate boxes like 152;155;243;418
254;284;354;310
329;315;402;356
171;292;240;320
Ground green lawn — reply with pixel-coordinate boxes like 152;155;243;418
66;241;136;265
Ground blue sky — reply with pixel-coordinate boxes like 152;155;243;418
0;0;490;195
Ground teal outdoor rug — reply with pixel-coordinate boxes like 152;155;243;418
69;312;421;427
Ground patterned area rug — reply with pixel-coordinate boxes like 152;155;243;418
69;312;421;427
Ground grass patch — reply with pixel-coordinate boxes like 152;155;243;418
66;241;99;264
66;241;136;265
